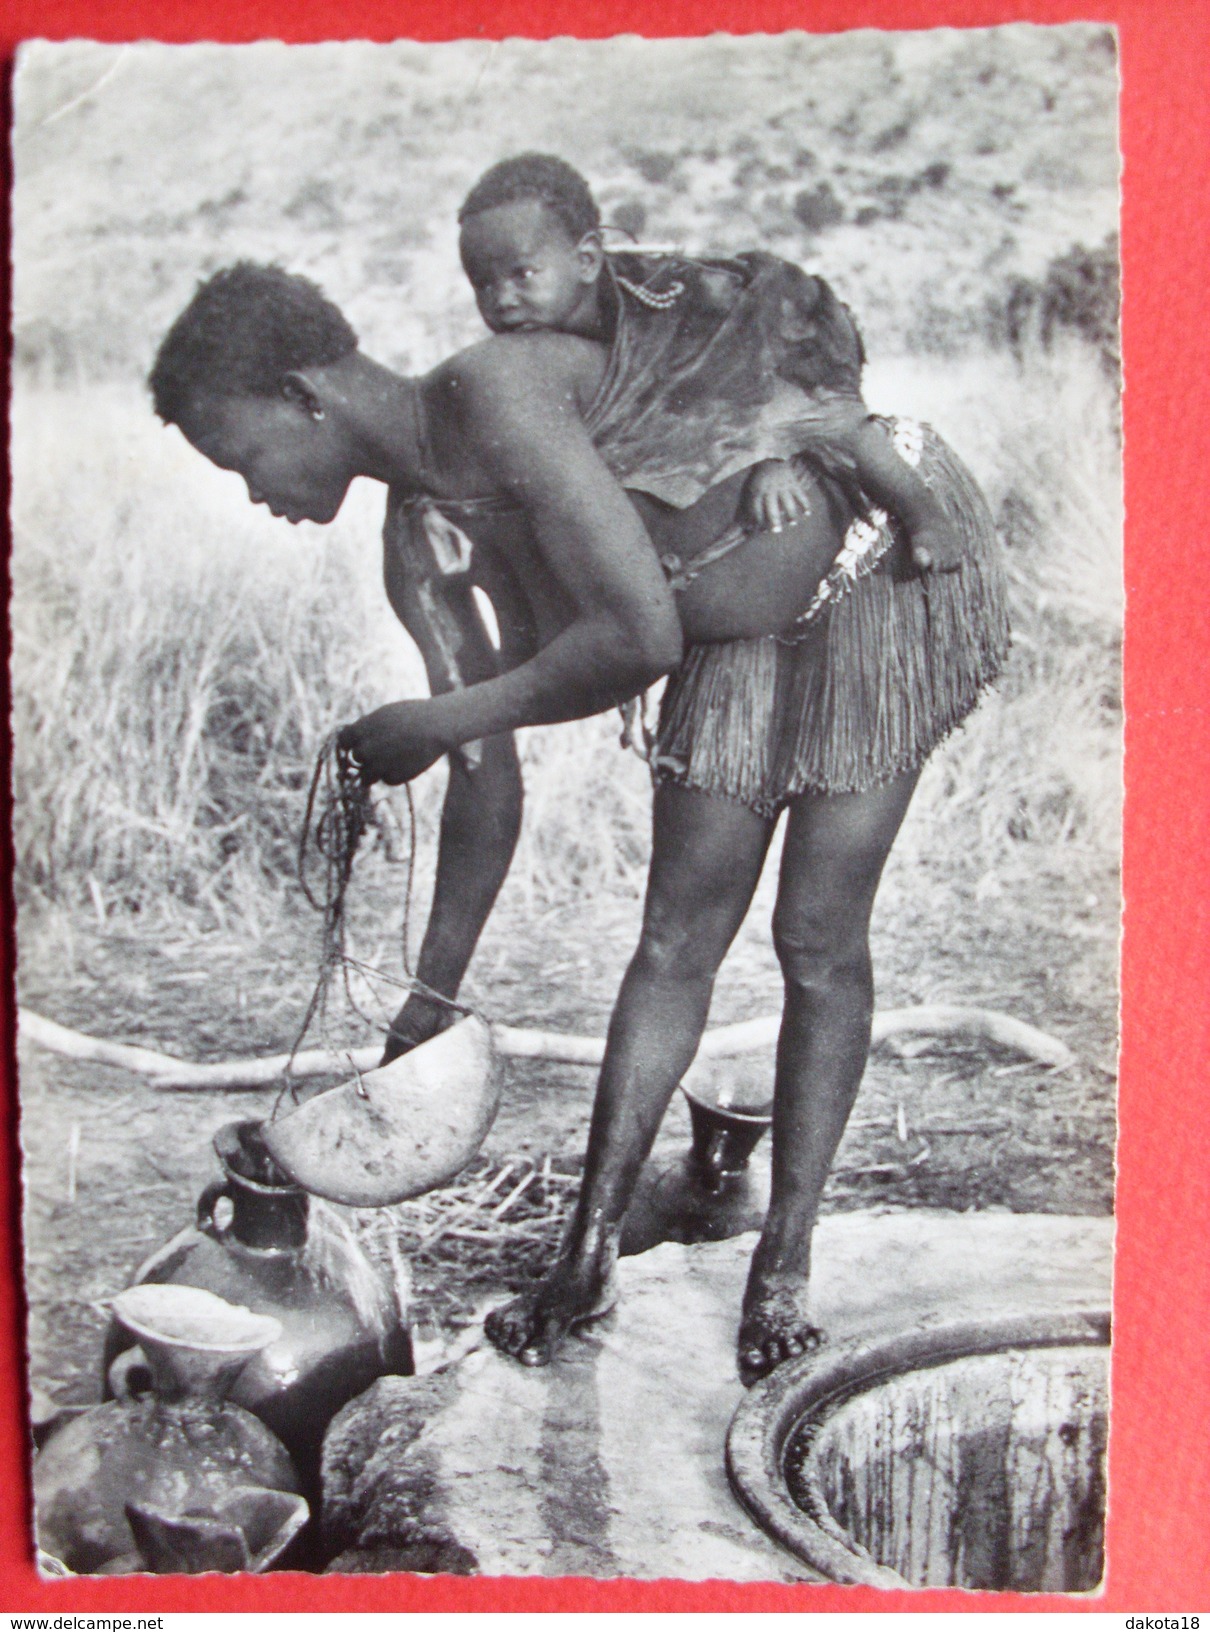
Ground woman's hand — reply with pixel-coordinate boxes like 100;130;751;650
338;701;447;786
741;459;813;533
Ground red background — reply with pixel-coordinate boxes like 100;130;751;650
0;0;1206;1612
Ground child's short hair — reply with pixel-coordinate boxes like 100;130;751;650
458;154;601;243
149;263;358;426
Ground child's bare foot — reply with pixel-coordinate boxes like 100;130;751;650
485;1238;618;1367
738;1278;825;1385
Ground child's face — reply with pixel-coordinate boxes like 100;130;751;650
177;391;352;525
459;199;601;334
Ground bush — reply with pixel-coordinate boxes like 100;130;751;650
864;337;1122;872
792;182;845;234
1000;236;1120;376
10;388;427;923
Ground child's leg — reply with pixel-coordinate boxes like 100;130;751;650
739;768;921;1380
486;783;775;1366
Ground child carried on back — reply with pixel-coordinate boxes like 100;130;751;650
456;152;964;575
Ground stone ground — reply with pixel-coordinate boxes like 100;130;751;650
321;1210;1114;1580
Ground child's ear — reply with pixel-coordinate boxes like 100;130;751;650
281;372;325;420
576;232;605;282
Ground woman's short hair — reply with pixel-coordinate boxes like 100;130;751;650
458;154;601;243
149;263;358;425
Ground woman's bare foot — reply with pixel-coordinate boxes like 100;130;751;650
738;1277;825;1385
485;1232;618;1367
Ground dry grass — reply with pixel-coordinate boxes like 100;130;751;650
866;338;1122;876
10;338;1120;963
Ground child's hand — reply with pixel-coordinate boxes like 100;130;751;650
909;517;964;574
741;459;813;533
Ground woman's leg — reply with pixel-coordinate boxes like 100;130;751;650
487;783;775;1365
738;768;921;1381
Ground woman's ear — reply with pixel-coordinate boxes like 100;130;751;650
281;372;326;421
577;231;605;283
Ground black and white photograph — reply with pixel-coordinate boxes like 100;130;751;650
11;26;1120;1585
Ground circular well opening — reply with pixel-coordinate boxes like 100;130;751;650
788;1344;1106;1591
727;1310;1109;1592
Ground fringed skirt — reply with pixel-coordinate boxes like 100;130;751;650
652;421;1011;816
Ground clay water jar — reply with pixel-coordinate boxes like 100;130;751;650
621;1073;772;1257
104;1119;413;1492
685;1081;772;1190
36;1286;306;1576
727;1309;1110;1590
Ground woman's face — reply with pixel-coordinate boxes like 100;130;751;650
177;392;353;525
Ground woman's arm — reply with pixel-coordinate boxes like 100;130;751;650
343;342;683;785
